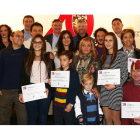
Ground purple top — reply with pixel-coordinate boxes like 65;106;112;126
95;45;103;58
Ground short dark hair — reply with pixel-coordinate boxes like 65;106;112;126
59;50;73;60
112;18;122;24
93;27;108;38
30;22;43;32
23;15;34;23
52;19;62;25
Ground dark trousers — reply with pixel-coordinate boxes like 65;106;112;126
25;92;51;125
0;89;27;125
53;105;74;125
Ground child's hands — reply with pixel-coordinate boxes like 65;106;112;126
44;88;49;97
79;118;83;122
65;103;72;112
104;84;116;91
93;87;100;98
134;117;140;124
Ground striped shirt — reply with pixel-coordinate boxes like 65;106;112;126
54;88;67;108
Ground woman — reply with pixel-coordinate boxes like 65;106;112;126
19;34;53;125
71;37;101;95
100;32;128;125
120;29;140;58
0;24;12;51
52;30;78;69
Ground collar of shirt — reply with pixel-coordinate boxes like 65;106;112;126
123;45;134;53
83;89;92;95
133;80;140;86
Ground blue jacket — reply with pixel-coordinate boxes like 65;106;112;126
0;43;28;90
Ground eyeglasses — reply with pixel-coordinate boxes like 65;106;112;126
32;41;43;45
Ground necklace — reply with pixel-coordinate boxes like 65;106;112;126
35;55;41;59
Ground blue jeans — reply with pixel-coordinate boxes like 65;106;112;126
25;92;51;125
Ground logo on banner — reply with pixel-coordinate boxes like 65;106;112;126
45;15;94;37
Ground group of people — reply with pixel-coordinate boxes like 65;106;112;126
0;15;140;125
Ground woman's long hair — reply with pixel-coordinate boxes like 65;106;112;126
56;30;77;57
0;24;12;43
102;32;118;68
79;37;98;59
25;34;52;78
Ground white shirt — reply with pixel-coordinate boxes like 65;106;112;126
24;38;52;52
52;33;59;49
115;33;123;50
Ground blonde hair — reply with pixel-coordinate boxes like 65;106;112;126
79;37;97;59
82;73;94;84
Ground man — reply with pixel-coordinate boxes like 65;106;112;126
24;22;52;54
121;60;140;125
44;19;62;49
0;31;28;125
112;18;123;50
73;19;95;50
93;27;108;58
22;15;34;41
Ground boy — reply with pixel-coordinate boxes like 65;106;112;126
52;50;80;125
75;73;102;125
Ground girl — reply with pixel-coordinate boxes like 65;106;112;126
19;34;53;125
100;32;128;125
52;30;78;69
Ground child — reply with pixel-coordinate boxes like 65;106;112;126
74;73;102;125
52;50;80;125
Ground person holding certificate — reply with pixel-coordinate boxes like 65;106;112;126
19;34;53;125
100;32;128;125
121;60;140;125
120;29;140;81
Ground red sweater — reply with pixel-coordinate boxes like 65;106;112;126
121;80;140;125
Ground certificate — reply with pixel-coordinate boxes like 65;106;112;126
22;82;47;103
121;102;140;118
51;71;70;88
97;69;120;85
128;58;139;72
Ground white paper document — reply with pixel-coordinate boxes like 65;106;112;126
121;102;140;118
128;58;139;72
22;82;47;102
97;69;120;85
51;71;70;88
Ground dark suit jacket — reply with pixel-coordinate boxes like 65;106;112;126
44;33;53;47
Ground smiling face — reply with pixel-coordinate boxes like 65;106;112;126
31;26;43;38
33;37;43;51
52;21;62;35
81;41;92;56
23;17;34;32
0;26;9;38
96;31;106;46
10;31;24;47
122;32;134;48
77;22;87;36
131;69;140;84
62;33;71;47
112;20;123;35
104;35;114;53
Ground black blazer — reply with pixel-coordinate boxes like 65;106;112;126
44;33;53;47
18;54;55;94
119;47;140;59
